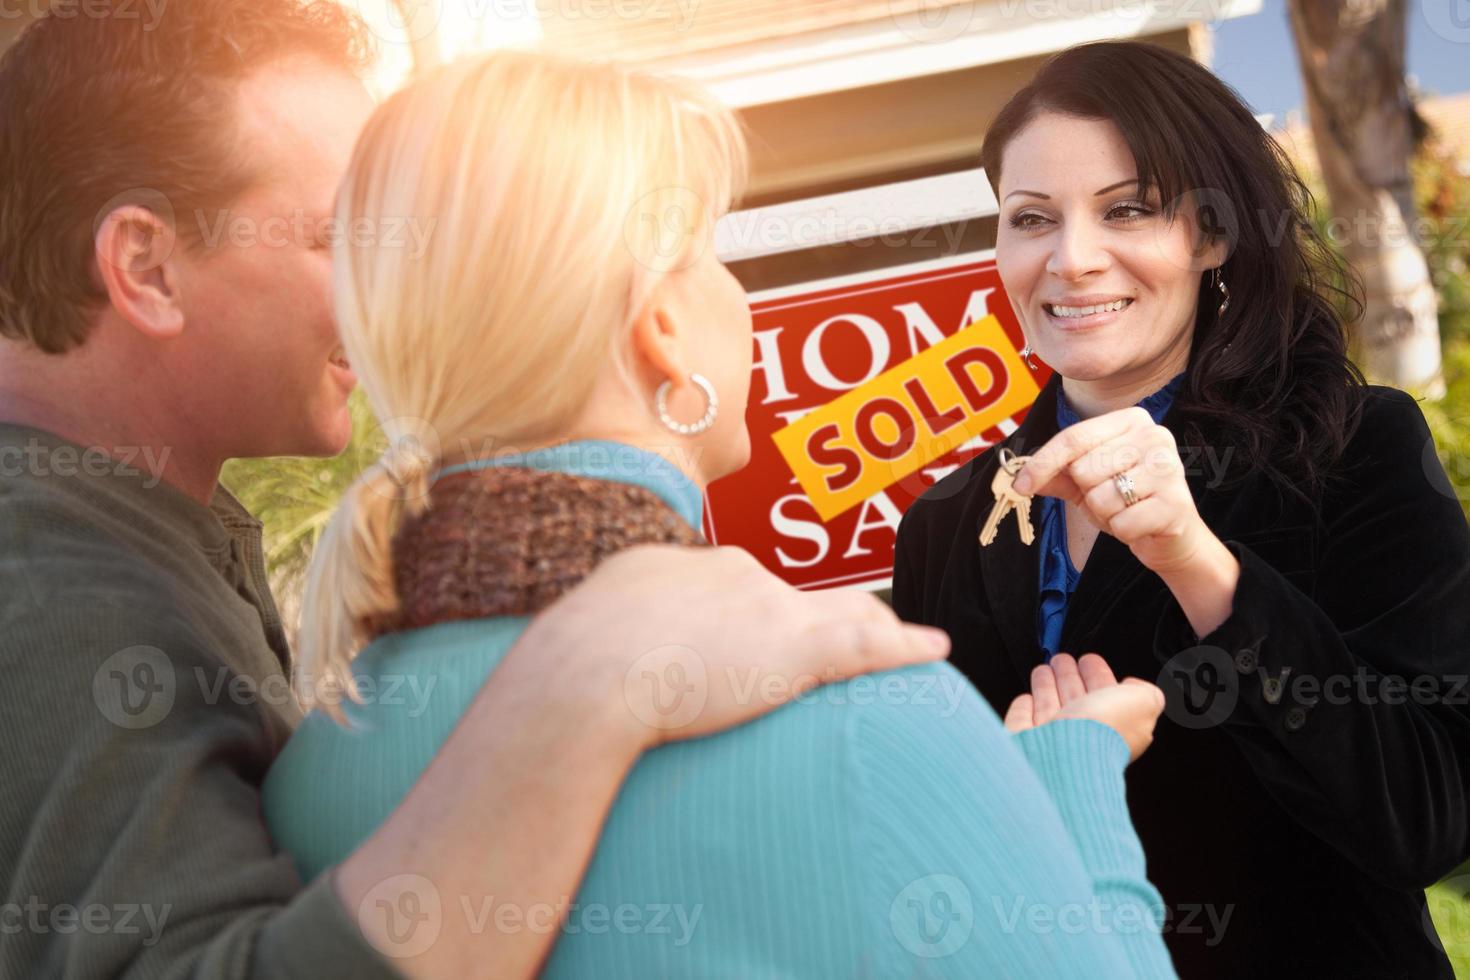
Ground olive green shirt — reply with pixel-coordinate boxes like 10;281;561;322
0;423;400;979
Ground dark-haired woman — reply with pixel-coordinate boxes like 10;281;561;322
894;40;1470;979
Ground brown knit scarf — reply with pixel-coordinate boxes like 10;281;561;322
374;465;707;636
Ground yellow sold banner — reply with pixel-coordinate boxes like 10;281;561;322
772;315;1040;521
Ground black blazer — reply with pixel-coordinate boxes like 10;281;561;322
892;370;1470;979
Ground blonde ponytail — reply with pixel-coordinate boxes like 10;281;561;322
296;436;433;721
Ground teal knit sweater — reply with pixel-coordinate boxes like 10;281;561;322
263;441;1175;978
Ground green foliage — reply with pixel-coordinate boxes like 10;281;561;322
1300;137;1470;520
220;391;384;604
1429;858;1470;975
1412;142;1470;521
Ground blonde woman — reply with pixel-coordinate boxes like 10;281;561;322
263;51;1177;978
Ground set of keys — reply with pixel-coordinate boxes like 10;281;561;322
978;447;1036;548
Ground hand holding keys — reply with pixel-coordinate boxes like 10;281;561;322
979;447;1036;548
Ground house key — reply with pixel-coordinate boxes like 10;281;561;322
979;448;1036;547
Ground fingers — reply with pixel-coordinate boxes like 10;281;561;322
1014;406;1150;496
1077;652;1117;690
1121;676;1168;711
1081;463;1146;527
1050;653;1087;703
1066;430;1147;490
1030;663;1061;723
1005;693;1035;733
797;590;950;680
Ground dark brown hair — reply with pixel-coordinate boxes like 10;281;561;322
981;40;1369;513
0;0;373;354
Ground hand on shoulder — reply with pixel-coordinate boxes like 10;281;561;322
507;544;953;748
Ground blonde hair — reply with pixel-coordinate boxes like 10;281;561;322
296;51;748;718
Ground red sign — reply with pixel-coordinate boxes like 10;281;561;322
702;252;1052;591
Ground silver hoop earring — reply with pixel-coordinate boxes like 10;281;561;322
1019;343;1039;370
1213;266;1230;318
656;372;719;436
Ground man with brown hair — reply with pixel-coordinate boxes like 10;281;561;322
0;3;949;977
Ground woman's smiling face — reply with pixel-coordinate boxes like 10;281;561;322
995;111;1224;387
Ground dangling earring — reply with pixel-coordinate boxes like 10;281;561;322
1213;266;1230;318
656;372;719;436
1018;343;1039;370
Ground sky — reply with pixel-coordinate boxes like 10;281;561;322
1209;0;1470;125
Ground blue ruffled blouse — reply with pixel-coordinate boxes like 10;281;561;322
1036;373;1186;661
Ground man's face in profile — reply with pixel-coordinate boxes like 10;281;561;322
171;56;377;460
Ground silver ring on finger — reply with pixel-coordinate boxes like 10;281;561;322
1113;470;1139;507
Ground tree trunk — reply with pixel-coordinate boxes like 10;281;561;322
1287;0;1443;396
